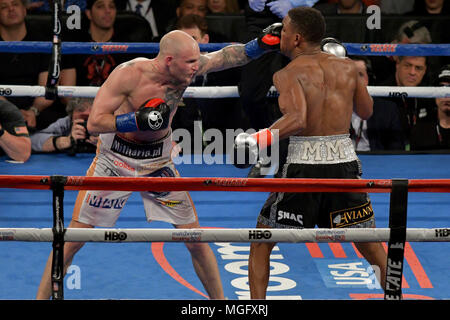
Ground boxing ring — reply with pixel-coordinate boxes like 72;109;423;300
1;3;450;303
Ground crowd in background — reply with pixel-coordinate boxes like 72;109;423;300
0;0;450;163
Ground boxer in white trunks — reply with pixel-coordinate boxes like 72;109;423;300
36;26;283;299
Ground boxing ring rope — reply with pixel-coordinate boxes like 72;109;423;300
1;84;449;99
1;41;450;56
1;176;449;242
0;227;447;243
1;175;450;193
2;5;449;299
1;175;449;301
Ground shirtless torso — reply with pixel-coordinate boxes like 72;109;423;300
87;31;251;144
270;51;373;139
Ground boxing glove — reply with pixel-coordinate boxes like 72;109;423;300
320;37;347;58
244;23;282;59
116;98;171;132
233;129;274;169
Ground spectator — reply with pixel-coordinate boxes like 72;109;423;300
207;0;241;14
349;57;405;151
381;55;437;151
165;0;209;33
392;20;432;44
380;0;414;14
66;0;137;86
372;20;433;85
0;0;66;131
434;65;450;148
27;0;87;12
30;97;97;154
408;0;450;15
177;0;208;17
116;0;177;41
313;0;366;14
173;14;244;139
407;64;450;150
0;100;31;162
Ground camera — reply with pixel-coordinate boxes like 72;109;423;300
80;120;90;142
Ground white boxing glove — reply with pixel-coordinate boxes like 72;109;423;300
321;37;347;58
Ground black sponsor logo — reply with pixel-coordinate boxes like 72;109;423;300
111;134;163;159
104;231;127;241
388;92;408;98
0;88;12;96
249;230;272;240
330;201;374;228
435;228;450;237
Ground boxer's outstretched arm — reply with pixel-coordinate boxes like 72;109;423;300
197;44;251;75
87;63;137;134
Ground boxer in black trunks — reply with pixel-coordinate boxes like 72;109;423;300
233;7;387;299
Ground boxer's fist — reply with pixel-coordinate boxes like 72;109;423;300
245;23;282;59
321;37;347;58
233;133;259;169
258;23;282;51
135;99;170;131
116;98;170;132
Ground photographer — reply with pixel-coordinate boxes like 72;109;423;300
30;98;97;154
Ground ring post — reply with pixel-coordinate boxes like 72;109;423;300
45;0;62;100
50;175;67;300
384;179;408;300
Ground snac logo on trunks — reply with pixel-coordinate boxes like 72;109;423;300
330;202;374;228
85;194;127;209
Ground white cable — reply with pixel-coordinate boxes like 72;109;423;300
1;85;449;98
0;227;448;243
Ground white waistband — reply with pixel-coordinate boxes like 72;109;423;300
286;134;358;164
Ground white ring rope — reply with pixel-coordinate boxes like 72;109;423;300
0;85;449;99
0;227;448;243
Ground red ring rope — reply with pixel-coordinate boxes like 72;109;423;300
0;175;450;193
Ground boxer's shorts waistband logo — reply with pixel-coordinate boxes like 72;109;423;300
111;134;163;159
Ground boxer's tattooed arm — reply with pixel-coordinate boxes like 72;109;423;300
164;87;184;112
197;44;251;75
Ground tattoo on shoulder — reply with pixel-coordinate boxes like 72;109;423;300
164;87;183;111
200;44;250;73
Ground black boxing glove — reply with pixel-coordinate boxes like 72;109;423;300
320;37;347;58
244;23;282;59
116;98;170;132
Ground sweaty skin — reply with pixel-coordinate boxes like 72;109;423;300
36;30;253;300
87;30;250;143
269;52;373;140
248;13;385;300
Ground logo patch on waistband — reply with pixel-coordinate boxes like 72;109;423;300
330;202;374;228
111;135;163;159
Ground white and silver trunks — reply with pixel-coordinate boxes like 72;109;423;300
286;134;358;165
73;132;197;227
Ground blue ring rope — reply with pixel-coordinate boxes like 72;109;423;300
0;41;449;56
